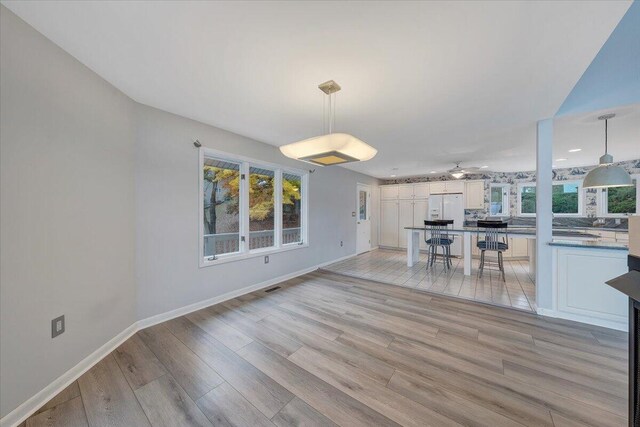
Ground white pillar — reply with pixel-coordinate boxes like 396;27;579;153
536;119;553;312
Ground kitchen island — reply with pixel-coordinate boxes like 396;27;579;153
405;226;600;276
545;240;630;330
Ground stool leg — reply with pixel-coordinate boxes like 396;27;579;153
498;251;506;281
479;251;485;277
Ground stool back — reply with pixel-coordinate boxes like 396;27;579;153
424;220;453;244
476;220;508;251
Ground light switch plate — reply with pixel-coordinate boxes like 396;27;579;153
52;315;65;338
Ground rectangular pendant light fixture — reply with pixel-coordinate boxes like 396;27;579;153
279;81;377;166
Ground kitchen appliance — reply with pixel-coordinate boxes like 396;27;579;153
428;193;464;256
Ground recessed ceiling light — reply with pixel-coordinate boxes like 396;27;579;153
568;148;582;153
430;171;437;174
480;165;488;169
390;174;396;177
556;158;567;162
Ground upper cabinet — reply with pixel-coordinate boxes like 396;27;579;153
398;185;414;199
413;183;430;199
381;185;399;200
465;180;485;209
429;181;464;194
381;183;430;200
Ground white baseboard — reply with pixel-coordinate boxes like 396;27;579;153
536;307;627;332
1;323;138;427
1;253;356;427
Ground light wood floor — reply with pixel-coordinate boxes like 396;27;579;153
22;271;627;427
325;249;537;311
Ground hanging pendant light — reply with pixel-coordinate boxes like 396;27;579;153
448;162;466;179
583;113;633;189
279;80;377;166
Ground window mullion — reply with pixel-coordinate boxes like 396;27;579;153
274;170;283;248
240;162;250;254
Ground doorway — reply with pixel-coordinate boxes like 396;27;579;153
356;183;371;254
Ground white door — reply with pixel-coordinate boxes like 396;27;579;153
356;184;371;254
380;200;399;247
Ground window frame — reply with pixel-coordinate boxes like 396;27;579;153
199;147;309;267
517;180;584;217
489;183;510;217
599;174;639;217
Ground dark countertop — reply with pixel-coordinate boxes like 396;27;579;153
549;240;629;251
404;226;599;239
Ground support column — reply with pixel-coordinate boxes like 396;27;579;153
536;119;553;312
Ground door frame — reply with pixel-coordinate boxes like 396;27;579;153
356;183;372;254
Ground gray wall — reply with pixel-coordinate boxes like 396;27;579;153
0;5;379;418
0;6;136;418
134;104;379;320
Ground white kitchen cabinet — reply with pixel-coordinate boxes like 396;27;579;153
398;200;414;248
446;181;465;193
511;237;529;258
413;199;429;249
380;200;399;247
615;232;629;243
381;185;399;200
429;182;447;194
465;181;485;209
413;183;430;199
398;185;415;199
429;180;464;194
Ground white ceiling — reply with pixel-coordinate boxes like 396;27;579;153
3;1;636;178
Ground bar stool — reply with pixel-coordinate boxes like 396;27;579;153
476;220;509;281
424;220;454;270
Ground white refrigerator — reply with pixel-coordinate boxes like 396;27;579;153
428;194;464;256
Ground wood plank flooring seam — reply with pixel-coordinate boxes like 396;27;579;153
111;348;155;427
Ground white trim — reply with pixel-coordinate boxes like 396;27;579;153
536;307;627;332
0;252;356;427
0;323;138;427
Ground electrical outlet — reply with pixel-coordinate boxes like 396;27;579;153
264;255;269;264
51;315;65;338
340;240;343;247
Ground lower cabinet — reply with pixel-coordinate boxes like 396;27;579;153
471;235;528;259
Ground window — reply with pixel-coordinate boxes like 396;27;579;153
359;189;367;220
202;158;241;257
200;148;307;266
282;172;303;245
489;184;510;216
518;181;583;216
249;166;275;250
601;176;638;216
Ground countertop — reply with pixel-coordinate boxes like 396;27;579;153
404;226;599;238
549;240;629;251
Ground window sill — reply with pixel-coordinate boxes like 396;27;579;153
199;243;309;268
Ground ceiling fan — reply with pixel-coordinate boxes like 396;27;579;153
447;162;487;179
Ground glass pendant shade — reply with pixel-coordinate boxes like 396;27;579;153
450;171;465;179
279;133;377;166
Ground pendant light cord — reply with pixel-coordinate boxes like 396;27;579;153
604;118;608;155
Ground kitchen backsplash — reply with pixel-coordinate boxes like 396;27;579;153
383;159;640;227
